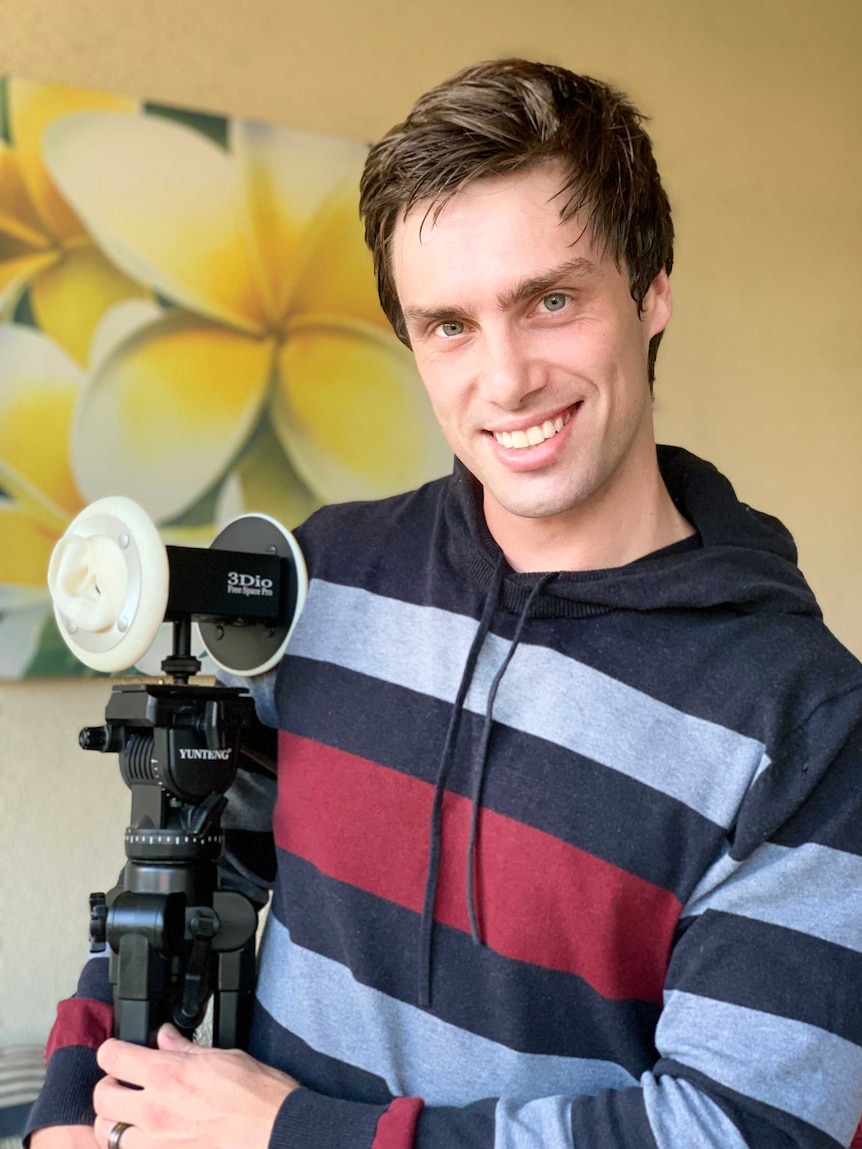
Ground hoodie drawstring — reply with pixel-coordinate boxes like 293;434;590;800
417;560;554;1008
465;572;555;946
417;555;505;1008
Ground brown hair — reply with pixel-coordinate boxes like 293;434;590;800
359;58;674;385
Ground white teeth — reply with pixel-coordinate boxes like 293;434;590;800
494;410;572;450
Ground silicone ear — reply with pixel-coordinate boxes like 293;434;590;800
199;513;308;677
48;496;169;673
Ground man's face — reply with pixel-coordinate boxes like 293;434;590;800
391;164;672;543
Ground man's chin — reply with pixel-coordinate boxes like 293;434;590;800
482;480;589;525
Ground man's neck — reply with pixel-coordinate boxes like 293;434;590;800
483;464;695;574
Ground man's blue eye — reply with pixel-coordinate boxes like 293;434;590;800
542;293;567;312
439;321;464;337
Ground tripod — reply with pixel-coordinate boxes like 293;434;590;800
83;618;260;1049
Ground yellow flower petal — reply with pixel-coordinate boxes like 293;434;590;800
8;78;137;242
0;501;58;589
43;111;268;334
72;311;275;521
232;121;370;325
0;241;58;318
0;324;84;517
0;141;51;247
29;241;152;365
273;320;449;503
290;175;393;334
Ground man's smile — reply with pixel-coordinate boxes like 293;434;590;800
490;405;578;450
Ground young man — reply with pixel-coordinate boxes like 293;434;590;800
30;59;862;1149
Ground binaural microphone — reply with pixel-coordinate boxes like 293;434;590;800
48;496;307;676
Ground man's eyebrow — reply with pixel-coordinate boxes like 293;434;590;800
401;302;477;329
498;257;598;310
401;257;598;332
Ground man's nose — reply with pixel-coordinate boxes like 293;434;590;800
476;328;543;409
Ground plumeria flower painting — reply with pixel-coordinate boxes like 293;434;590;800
0;78;450;678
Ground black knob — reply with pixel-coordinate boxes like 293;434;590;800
89;892;107;952
80;726;109;751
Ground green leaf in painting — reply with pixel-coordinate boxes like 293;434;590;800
144;102;229;150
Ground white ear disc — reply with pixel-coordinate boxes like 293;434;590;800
48;496;169;673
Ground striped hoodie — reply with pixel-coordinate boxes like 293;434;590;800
29;446;862;1149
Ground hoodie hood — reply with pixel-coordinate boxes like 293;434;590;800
446;444;821;622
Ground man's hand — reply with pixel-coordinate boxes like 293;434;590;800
91;1024;299;1149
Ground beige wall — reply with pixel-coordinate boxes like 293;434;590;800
0;0;859;1043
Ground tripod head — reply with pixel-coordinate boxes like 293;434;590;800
47;498;307;1047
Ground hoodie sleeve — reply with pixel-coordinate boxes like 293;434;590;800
24;678;278;1139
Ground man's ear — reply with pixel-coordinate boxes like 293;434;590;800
643;269;673;340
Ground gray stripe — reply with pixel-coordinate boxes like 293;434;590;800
289;581;767;827
641;1073;750;1149
683;840;862;953
493;1096;574;1149
657;989;862;1144
256;913;637;1106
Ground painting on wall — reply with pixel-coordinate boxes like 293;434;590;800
0;78;450;679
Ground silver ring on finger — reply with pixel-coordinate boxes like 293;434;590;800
108;1121;133;1149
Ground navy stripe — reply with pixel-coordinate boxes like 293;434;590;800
77;955;114;1003
414;1099;496;1149
24;1046;102;1135
248;999;394;1105
770;721;862;856
272;850;660;1074
279;657;726;895
220;828;277;894
272;1086;389;1149
669;910;862;1044
570;1084;659;1149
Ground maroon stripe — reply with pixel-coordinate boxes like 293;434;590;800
372;1097;423;1149
276;733;679;1001
46;998;113;1057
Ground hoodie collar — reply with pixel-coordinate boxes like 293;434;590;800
445;446;821;622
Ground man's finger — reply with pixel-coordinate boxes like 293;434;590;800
93;1116;141;1149
156;1023;196;1053
96;1038;158;1085
93;1075;146;1124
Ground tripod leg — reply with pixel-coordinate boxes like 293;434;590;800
212;934;256;1050
113;932;169;1046
108;890;186;1046
209;889;258;1050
